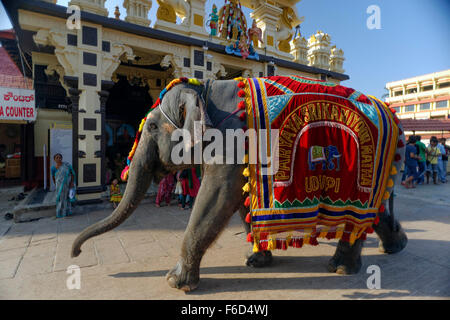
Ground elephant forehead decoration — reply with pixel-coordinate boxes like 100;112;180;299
237;75;402;253
120;77;203;182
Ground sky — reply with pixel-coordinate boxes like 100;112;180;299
0;0;449;98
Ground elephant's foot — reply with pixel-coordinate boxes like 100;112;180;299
327;239;363;275
374;218;408;254
245;250;273;268
166;261;199;292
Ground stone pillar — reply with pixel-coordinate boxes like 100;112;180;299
329;46;345;74
69;0;108;17
123;0;152;27
34;25;133;202
291;36;308;65
250;3;282;57
307;30;331;70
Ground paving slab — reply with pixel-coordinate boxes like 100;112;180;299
0;179;449;299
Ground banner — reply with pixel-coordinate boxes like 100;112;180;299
0;87;36;121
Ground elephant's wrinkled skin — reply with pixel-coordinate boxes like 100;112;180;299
72;80;407;291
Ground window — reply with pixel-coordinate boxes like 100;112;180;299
436;100;448;109
406;88;417;94
438;82;450;89
404;105;415;112
393;107;401;113
421;85;433;92
394;90;403;97
419;102;430;111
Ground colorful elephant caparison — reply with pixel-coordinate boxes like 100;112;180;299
72;76;408;292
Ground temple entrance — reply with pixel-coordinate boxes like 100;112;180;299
105;75;153;185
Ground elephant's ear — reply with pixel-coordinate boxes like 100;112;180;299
179;89;213;144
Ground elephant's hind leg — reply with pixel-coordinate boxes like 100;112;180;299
166;165;245;291
328;239;364;275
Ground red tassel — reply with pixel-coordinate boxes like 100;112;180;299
238;89;246;98
394;117;400;124
237;101;246;110
310;237;319;246
326;231;336;240
379;204;385;213
179;77;188;82
245;213;251;223
360;232;367;241
394;153;402;161
237;81;246;88
239;112;247;121
374;215;380;226
244;196;250;207
397;140;404;148
399;128;403;135
389;107;396;114
246;233;253;242
242;125;248;131
366;227;374;234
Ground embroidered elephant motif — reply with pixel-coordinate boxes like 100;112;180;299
308;145;341;171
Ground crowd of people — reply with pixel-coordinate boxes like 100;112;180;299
401;135;449;188
109;166;202;211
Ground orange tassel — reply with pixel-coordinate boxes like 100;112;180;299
238;89;246;97
245;213;251;223
374;215;380;225
237;81;246;88
237;101;246;110
246;233;253;242
239;112;247;121
244;196;250;207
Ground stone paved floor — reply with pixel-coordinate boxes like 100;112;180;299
0;179;449;300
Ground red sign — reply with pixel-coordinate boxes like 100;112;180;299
0;87;36;121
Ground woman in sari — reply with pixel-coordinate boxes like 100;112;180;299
51;153;76;218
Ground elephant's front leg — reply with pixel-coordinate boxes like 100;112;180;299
166;164;245;291
237;205;273;268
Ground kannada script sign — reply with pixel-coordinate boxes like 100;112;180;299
0;87;36;121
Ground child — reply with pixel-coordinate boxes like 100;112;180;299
110;178;122;208
174;171;184;207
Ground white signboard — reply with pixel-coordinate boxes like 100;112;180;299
0;87;36;121
49;128;73;191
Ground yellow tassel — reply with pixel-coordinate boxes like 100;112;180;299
387;179;394;188
243;154;249;164
303;235;310;245
286;234;292;246
390;166;398;175
267;238;274;250
349;232;357;245
243;167;250;177
383;191;390;200
188;78;202;86
242;183;250;193
319;227;328;238
252;241;259;253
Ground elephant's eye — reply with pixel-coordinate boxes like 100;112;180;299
149;123;158;130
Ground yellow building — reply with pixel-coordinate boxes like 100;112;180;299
2;0;348;202
385;69;450;120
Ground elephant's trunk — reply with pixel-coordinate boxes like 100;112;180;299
71;137;157;258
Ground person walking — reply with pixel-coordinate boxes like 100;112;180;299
155;173;175;207
415;135;427;184
51;153;76;218
180;167;201;210
401;136;419;188
439;138;449;183
425;136;441;184
437;138;447;183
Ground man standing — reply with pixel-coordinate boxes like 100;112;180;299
437;138;448;183
415;135;427;184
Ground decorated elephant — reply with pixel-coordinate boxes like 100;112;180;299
72;76;408;292
308;145;341;171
